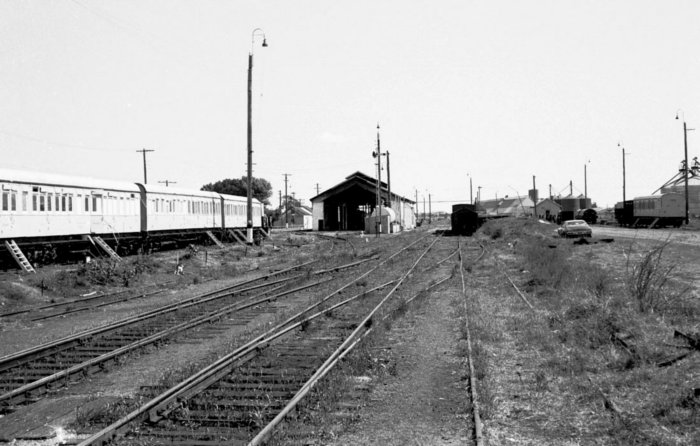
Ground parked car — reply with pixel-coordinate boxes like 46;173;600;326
557;219;592;238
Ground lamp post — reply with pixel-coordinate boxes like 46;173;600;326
676;110;693;225
468;174;473;205
618;142;626;204
246;28;268;244
372;124;386;236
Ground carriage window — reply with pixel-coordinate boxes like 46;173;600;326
39;194;45;212
47;193;52;211
92;196;97;212
22;192;27;211
1;191;7;211
60;195;65;211
32;194;37;211
11;192;16;211
85;196;89;212
68;195;73;212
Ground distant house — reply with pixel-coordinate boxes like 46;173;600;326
534;198;561;221
477;196;534;217
273;206;313;229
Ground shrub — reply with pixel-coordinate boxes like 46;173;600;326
625;243;688;313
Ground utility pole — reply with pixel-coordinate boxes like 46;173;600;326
278;190;282;209
158;180;176;187
549;184;552;200
386;150;391;208
469;175;473;205
477;186;482;204
584;163;588;206
246;28;268;244
283;173;291;228
315;183;320;195
428;193;432;224
533;175;537;219
136;149;154;184
422;194;426;222
372;124;383;236
676;111;693;225
569;180;573;196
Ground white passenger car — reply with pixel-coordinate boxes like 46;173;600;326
136;184;221;233
0;168;141;240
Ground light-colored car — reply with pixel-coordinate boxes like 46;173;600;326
557;219;592;238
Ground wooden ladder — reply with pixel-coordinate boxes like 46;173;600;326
227;229;247;245
92;236;121;260
205;230;224;248
4;240;35;273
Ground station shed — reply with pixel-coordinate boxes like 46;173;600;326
310;171;415;232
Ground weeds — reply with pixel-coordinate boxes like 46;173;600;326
625;242;689;313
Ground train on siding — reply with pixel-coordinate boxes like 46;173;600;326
0;168;267;265
450;204;486;236
614;192;685;228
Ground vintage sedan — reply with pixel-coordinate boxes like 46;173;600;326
557;219;592;238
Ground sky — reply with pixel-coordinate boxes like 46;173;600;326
1;0;699;212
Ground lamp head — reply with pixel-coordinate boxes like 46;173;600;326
676;112;680;120
262;38;268;47
372;151;377;158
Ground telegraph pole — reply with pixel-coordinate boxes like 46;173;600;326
386;150;391;208
372;124;383;236
428;193;432;224
158;180;176;187
469;175;473;205
136;149;154;184
283;173;291;228
477;186;482;204
532;175;537;219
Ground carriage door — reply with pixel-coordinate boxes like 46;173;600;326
89;191;104;233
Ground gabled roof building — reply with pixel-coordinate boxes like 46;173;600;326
309;171;415;232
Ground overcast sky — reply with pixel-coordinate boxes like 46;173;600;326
1;0;699;212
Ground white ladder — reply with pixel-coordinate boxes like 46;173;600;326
205;230;224;248
92;236;121;260
4;240;35;273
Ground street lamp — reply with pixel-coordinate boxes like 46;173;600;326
618;142;626;204
246;28;268;244
372;124;386;236
676;110;692;225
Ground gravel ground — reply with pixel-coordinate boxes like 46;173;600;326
325;277;473;445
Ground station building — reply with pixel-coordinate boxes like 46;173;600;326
310;171;416;233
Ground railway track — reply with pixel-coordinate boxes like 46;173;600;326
75;233;440;445
0;257;382;413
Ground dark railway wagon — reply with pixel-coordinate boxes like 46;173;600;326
614;200;634;226
451;204;480;236
575;208;598;225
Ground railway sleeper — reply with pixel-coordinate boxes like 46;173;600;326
138;427;251;444
186;397;289;410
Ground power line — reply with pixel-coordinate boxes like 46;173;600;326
0;129;126;153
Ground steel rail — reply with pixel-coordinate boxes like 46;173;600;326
77;234;431;445
458;238;484;446
0;256;378;404
0;276;335;408
249;235;441;445
0;260;319;373
76;280;397;446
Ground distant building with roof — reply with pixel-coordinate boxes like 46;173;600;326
309;171;415;233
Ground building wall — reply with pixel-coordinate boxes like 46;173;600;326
312;201;324;230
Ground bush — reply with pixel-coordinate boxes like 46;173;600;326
625;243;688;313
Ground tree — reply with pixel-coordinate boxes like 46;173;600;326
201;176;272;205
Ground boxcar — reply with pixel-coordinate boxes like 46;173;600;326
633;193;684;227
451;204;480;236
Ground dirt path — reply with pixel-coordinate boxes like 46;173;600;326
326;281;474;445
